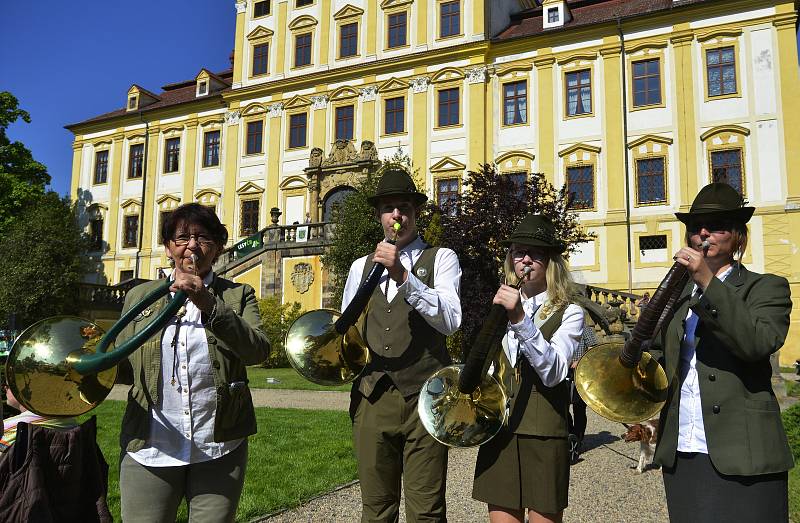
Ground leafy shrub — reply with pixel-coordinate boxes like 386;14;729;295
782;402;800;461
258;296;303;368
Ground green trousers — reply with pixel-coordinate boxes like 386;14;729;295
119;439;248;523
352;381;448;523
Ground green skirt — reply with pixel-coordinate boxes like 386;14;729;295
472;428;569;514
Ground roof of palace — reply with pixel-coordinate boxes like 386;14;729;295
495;0;712;40
65;69;233;129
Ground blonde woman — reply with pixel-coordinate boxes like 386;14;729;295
472;214;584;523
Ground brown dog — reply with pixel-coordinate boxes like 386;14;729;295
622;419;660;473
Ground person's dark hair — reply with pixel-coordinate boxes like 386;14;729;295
161;203;229;246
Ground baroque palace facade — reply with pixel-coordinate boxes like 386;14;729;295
67;0;800;362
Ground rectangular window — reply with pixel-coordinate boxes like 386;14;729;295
164;137;180;173
335;105;354;141
440;1;460;38
241;200;260;236
123;214;139;248
296;0;312;6
252;43;269;76
503;81;527;125
636;157;666;204
639;234;669;263
385;97;405;135
340;22;358;58
566;165;594;209
246;120;264;155
90;217;103;251
119;270;134;282
128;144;144;179
254;0;270;17
707;46;737;97
437;178;459;215
566;69;592;116
128;97;137;110
547;7;559;23
203;131;220;167
295;33;312;67
94;150;108;184
289;113;308;148
509;172;527;202
710;149;743;195
632;59;661;107
438;88;459;127
387;12;407;48
198;81;207;95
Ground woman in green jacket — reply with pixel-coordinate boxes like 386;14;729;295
117;203;270;523
653;183;793;522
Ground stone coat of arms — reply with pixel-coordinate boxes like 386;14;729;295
290;262;314;294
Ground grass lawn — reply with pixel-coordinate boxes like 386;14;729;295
246;366;351;392
80;401;356;522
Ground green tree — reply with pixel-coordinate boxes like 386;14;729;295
439;164;594;355
0;91;50;233
258;296;304;367
0;192;89;329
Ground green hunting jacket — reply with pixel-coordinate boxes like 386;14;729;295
117;276;270;454
650;264;793;476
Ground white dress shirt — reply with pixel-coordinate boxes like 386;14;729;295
342;236;462;335
677;266;733;454
129;271;243;467
503;290;584;387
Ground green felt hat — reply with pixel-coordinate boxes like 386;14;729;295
502;214;565;253
367;167;428;207
675;182;754;224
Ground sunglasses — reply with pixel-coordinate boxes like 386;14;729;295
686;220;733;234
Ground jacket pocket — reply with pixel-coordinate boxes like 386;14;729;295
744;398;792;473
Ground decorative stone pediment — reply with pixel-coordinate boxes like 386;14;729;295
700;125;750;142
557;52;598;66
121;199;142;211
495;151;535;172
496;64;532;79
430;157;466;173
288;15;318;31
280;175;308;189
236;181;265;195
431;67;465;84
283;95;312;109
195;189;221;206
161;126;184;136
627;134;673;149
330;86;360;101
247;26;274;40
333;4;364;20
156;194;181;210
380;0;414;8
92;139;112;148
558;143;601;158
378;77;410;93
242;103;267;116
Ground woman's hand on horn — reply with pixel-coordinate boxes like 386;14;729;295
494;284;525;324
170;262;215;315
673;247;714;291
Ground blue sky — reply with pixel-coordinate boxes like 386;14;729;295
1;3;798;197
0;1;234;196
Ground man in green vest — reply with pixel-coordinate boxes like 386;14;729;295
342;167;462;522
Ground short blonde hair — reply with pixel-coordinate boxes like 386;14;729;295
503;248;575;311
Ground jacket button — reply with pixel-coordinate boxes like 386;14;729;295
710;309;718;317
386;308;391;313
385;327;390;332
207;335;217;344
212;360;220;369
709;374;716;381
713;405;721;414
384;345;390;351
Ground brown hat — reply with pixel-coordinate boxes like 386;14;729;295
675;182;754;224
502;214;565;253
366;167;428;207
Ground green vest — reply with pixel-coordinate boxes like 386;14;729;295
503;306;570;437
355;245;451;398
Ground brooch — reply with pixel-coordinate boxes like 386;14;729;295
416;267;428;278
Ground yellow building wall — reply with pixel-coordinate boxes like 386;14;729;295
281;256;322;311
232;264;264;299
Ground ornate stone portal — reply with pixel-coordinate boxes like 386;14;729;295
304;139;382;222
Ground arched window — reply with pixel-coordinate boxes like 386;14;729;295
324;186;357;221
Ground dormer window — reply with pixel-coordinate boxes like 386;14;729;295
198;81;208;96
128;96;138;110
542;1;570;29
